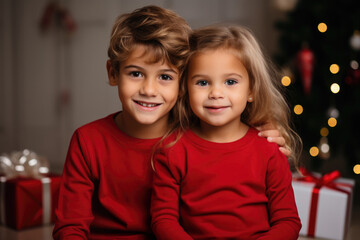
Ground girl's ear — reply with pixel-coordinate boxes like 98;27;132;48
107;60;118;86
247;93;254;102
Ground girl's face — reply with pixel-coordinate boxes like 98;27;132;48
108;45;180;134
187;49;253;129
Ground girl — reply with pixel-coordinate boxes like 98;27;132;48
53;6;289;239
151;25;302;240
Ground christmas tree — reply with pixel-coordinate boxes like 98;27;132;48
274;0;360;175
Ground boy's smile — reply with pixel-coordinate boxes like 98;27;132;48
108;45;180;138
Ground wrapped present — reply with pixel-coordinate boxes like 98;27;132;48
0;149;61;230
292;168;355;240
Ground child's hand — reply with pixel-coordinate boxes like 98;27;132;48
256;123;291;158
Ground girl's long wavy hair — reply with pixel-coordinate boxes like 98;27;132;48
178;25;302;169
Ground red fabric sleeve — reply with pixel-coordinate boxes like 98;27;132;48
53;130;95;239
150;149;193;240
257;150;301;240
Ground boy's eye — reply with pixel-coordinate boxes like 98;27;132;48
130;71;143;78
225;79;237;85
195;80;208;86
160;74;173;81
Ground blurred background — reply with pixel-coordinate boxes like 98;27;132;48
2;0;359;181
0;0;285;172
1;0;360;238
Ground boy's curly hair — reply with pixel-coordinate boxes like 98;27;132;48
107;5;191;77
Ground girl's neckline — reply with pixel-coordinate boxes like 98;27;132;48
184;127;257;150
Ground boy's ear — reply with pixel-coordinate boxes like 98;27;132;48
106;60;118;86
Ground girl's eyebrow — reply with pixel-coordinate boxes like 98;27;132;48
190;74;208;80
190;73;243;80
224;73;243;79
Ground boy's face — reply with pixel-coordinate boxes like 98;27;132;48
109;45;180;130
187;49;252;128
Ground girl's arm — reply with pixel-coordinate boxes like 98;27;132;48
151;149;193;240
53;130;95;239
258;149;301;240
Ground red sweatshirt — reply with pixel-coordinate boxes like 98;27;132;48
53;112;157;240
151;128;301;240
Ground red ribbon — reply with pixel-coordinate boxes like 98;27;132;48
294;168;352;237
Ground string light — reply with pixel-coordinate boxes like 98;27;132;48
320;127;329;137
350;60;359;69
328;117;337;127
330;64;340;74
330;83;340;94
354;164;360;174
320;142;330;154
318;22;327;33
281;76;291;86
328;107;340;118
294;104;303;115
310;146;319;157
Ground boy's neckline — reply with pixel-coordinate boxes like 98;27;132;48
112;111;166;140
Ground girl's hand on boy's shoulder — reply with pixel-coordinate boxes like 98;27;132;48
256;123;291;158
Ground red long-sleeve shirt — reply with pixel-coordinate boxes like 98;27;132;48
151;128;301;240
53;112;158;240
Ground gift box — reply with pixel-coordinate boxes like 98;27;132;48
0;149;61;230
0;175;61;230
292;168;355;240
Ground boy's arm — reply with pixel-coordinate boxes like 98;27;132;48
257;149;301;240
151;149;193;240
53;130;95;239
256;122;291;157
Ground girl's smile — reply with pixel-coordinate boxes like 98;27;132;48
187;48;252;131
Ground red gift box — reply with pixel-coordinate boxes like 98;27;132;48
0;175;61;230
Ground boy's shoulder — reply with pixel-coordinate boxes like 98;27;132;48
76;112;118;136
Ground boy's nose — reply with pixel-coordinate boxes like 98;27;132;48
140;78;157;96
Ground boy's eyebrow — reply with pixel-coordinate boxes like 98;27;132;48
123;65;145;70
124;65;178;74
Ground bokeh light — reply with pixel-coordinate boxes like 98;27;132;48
328;117;337;127
330;83;340;94
330;64;340;74
310;146;319;157
294;105;303;115
318;22;327;33
354;164;360;174
281;76;291;86
320;127;329;137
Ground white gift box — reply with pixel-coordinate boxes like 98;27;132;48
292;173;354;240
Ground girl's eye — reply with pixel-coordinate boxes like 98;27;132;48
130;71;143;78
195;80;208;86
225;79;238;85
160;74;173;81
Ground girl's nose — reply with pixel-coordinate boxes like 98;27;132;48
208;85;224;99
